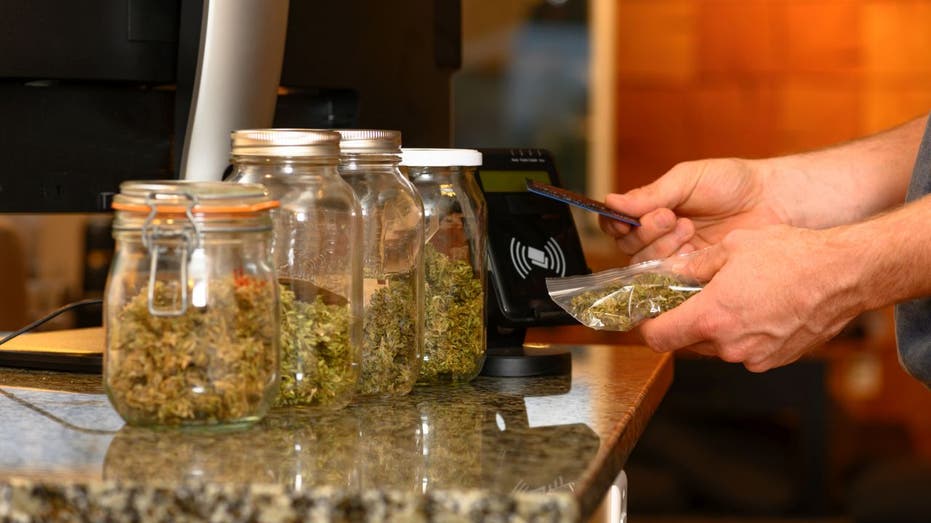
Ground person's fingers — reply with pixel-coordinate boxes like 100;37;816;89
678;242;727;282
679;342;718;357
603;191;649;220
638;294;715;353
637;246;729;351
605;169;698;218
600;191;659;237
598;214;634;237
612;208;677;252
677;242;698;255
628;217;695;263
601;162;704;250
743;358;771;374
743;346;804;373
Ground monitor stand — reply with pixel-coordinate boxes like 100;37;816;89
480;325;571;377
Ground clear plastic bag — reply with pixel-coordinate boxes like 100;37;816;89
546;251;705;331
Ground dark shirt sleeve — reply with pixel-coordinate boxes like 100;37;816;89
894;113;931;387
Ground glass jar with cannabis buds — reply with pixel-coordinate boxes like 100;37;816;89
336;129;425;398
228;129;363;409
105;181;279;428
401;148;487;384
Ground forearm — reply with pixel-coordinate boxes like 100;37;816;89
762;114;929;229
833;194;931;313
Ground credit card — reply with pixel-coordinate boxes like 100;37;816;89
526;180;641;227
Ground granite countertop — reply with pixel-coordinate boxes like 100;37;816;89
0;344;671;522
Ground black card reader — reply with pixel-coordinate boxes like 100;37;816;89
475;148;591;377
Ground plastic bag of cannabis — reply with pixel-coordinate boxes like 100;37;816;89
546;251;705;331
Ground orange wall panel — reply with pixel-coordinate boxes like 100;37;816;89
784;0;862;75
697;0;784;77
862;1;931;78
613;0;931;194
690;81;779;158
616;0;698;84
777;79;862;152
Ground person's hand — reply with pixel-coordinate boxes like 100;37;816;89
600;158;789;263
639;225;861;372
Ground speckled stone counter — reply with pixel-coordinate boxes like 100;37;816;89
0;345;671;522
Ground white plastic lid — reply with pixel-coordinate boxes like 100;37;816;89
400;148;482;167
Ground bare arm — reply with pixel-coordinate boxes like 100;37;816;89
603;113;931;373
764;114;928;229
602;114;930;262
848;194;931;310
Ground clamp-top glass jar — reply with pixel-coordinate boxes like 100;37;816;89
336;129;424;397
227;129;362;409
105;181;279;428
400;149;487;384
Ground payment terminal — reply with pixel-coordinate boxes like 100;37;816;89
476;148;591;377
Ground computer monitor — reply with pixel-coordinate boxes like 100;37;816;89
0;0;460;213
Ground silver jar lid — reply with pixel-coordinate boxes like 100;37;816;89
231;129;340;157
334;129;402;154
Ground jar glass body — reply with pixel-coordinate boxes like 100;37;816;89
104;184;279;427
405;165;487;384
340;153;424;397
229;156;363;409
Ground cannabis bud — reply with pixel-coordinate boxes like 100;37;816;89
276;282;357;408
105;276;278;426
419;245;484;384
358;272;420;397
558;273;701;331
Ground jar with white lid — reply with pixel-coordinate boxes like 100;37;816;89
401;148;487;384
227;129;363;409
105;181;279;427
336;129;424;397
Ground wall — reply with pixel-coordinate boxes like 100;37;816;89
0;215;89;329
613;0;931;193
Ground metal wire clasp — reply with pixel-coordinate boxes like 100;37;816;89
141;191;201;317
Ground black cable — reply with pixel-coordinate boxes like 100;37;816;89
0;299;103;347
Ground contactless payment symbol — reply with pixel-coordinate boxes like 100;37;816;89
509;237;566;279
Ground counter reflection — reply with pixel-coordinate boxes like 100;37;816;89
103;375;600;495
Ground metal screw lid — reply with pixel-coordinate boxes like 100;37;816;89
231;129;340;157
334;129;402;154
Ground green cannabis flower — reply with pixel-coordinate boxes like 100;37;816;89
419;245;484;384
359;272;420;397
106;276;277;426
277;283;357;408
569;273;700;331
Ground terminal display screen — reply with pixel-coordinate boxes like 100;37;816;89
478;170;550;192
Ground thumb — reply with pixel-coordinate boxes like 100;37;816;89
605;164;700;217
639;245;727;352
676;244;727;283
639;290;711;352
